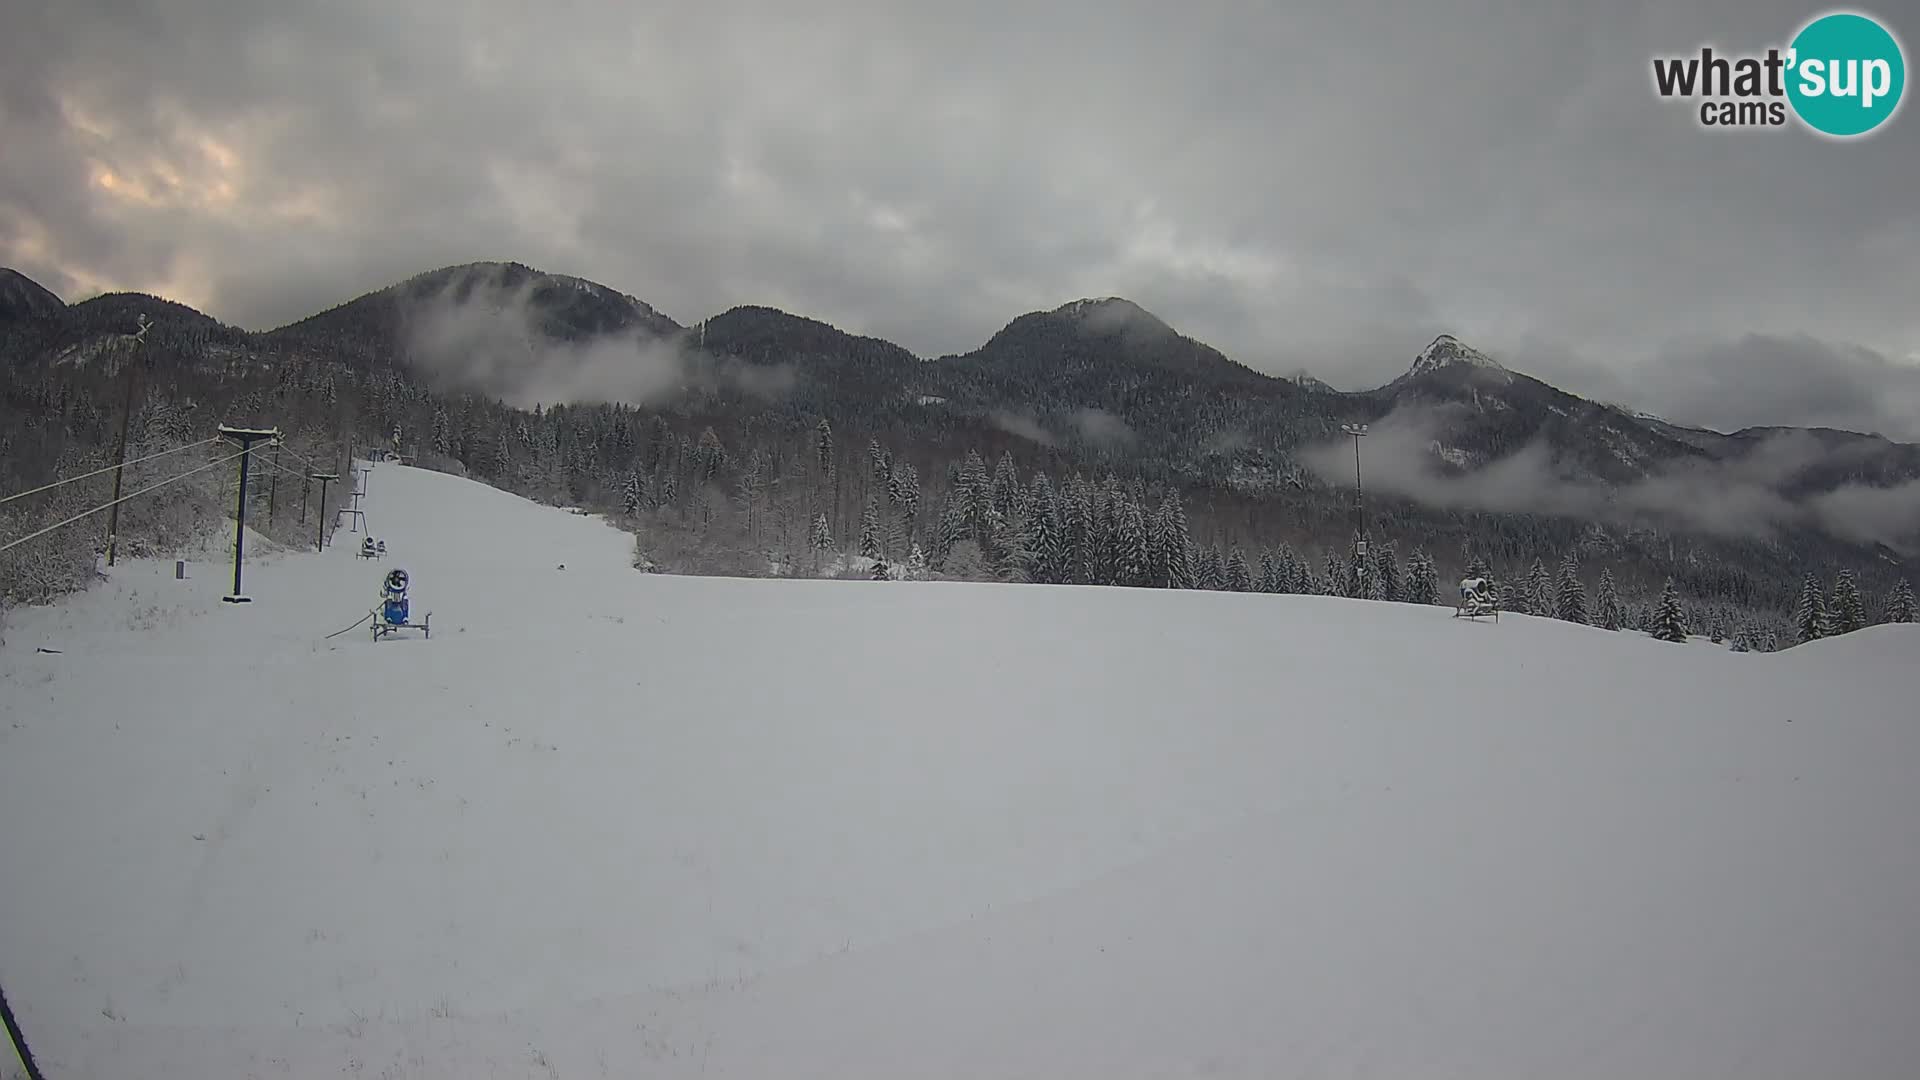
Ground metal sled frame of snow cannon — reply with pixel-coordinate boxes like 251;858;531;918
1453;601;1500;621
372;609;432;641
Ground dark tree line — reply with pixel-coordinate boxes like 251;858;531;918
4;288;1914;655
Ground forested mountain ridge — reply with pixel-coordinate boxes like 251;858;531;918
2;261;1914;648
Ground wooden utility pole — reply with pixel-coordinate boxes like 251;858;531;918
217;426;280;604
104;314;150;566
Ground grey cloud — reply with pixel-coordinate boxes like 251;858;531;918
403;270;792;408
1299;405;1920;549
1068;408;1136;448
989;411;1057;447
2;0;1916;434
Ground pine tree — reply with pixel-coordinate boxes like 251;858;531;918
1555;553;1589;624
1651;580;1689;643
906;542;928;581
1225;548;1252;592
1885;579;1916;623
1278;545;1304;594
1465;554;1491;581
859;498;883;562
1829;570;1866;635
1061;476;1093;585
989;452;1020;520
870;556;891;581
1729;626;1752;652
960;450;991;538
984;508;1022;581
814;418;834;476
1196;546;1226;590
1406;550;1439;605
1525;558;1551;616
1150;492;1192;589
1113;496;1149;587
1371;542;1399;601
1258;549;1282;594
1796;573;1828;643
1323;549;1346;596
1596;568;1623;630
809;512;832;573
892;462;921;541
622;471;643;516
1020;474;1061;583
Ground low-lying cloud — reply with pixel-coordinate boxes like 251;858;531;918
1068;407;1135;447
402;273;794;408
1299;404;1920;550
989;410;1057;446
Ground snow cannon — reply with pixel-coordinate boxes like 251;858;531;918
371;567;431;641
1455;576;1499;621
380;567;410;625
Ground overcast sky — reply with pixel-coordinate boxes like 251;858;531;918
3;0;1917;436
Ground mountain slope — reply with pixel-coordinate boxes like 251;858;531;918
0;267;66;321
2;462;1917;1078
265;261;684;369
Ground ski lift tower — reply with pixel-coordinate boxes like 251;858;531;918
1341;422;1369;585
217;425;282;603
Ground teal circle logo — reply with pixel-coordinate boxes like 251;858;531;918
1787;12;1906;137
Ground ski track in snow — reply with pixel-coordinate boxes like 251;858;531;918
3;461;1919;1079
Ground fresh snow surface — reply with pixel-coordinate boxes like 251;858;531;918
4;462;1919;1079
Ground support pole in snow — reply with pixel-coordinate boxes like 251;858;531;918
0;980;47;1080
104;313;150;567
313;472;339;552
1342;422;1369;590
268;442;281;523
218;426;279;604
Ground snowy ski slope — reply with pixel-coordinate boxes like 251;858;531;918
2;462;1917;1079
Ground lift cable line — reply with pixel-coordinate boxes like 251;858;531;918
0;445;254;556
0;437;222;507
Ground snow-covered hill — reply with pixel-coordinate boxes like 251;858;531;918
2;463;1917;1079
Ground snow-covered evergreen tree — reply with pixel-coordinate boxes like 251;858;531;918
1258;549;1282;593
1651;580;1689;643
1371;542;1399;601
1524;557;1551;616
1829;570;1866;635
1021;474;1062;584
1150;493;1192;589
1113;496;1149;587
1886;579;1916;624
1406;549;1439;605
814;418;834;476
809;512;832;573
1195;545;1226;591
1796;573;1828;643
859;498;883;561
1278;544;1303;594
1555;553;1588;624
1323;549;1346;597
1225;548;1252;592
906;542;927;581
1595;568;1623;630
989;452;1020;520
622;471;643;516
870;555;891;581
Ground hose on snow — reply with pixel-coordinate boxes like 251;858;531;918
324;609;378;640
